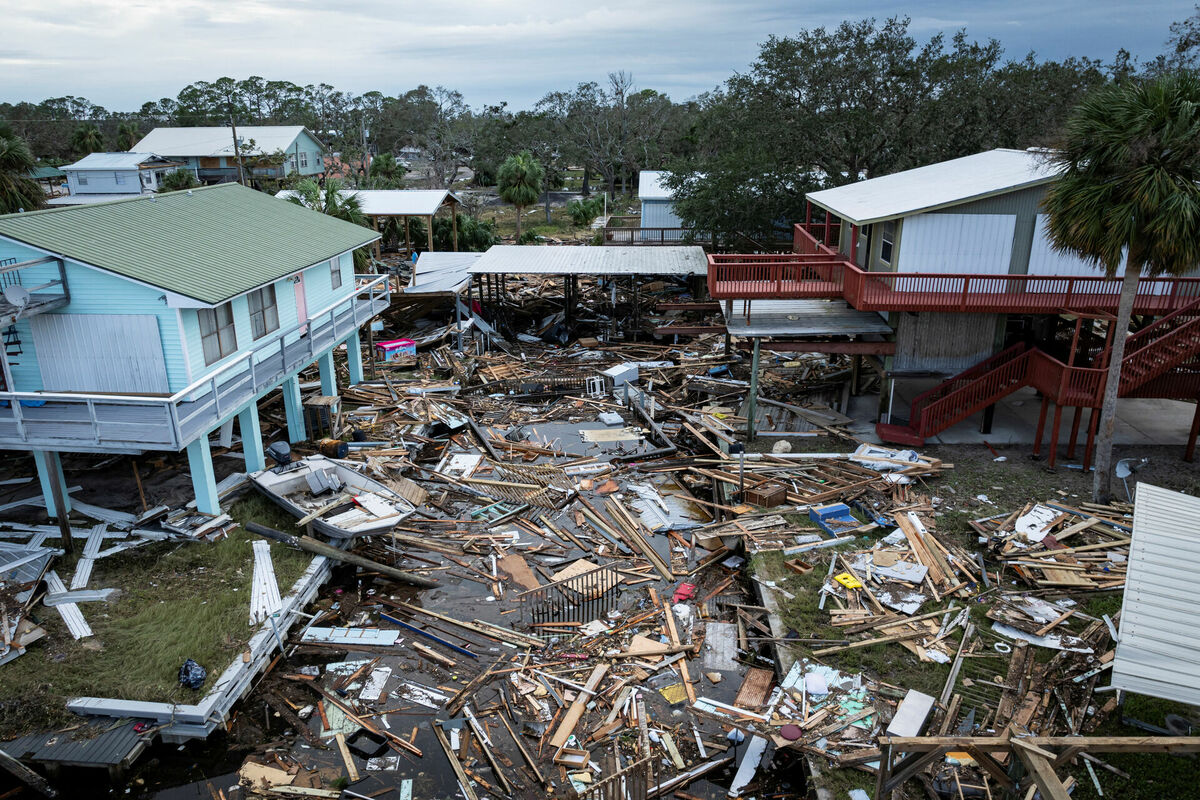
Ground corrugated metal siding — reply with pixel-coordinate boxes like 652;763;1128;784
1028;214;1100;277
1111;483;1200;706
0;247;188;393
641;199;683;229
893;312;1001;374
927;184;1046;274
31;314;169;393
897;214;1016;274
470;245;706;275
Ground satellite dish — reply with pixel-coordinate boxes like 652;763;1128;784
2;284;30;312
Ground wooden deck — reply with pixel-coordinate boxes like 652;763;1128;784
0;276;390;453
707;226;1200;315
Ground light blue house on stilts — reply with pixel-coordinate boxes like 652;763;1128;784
0;183;383;516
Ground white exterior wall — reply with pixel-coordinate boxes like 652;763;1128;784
896;213;1016;274
66;169;143;195
641;199;683;229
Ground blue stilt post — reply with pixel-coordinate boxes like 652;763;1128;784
186;435;220;516
32;451;70;518
237;401;266;472
345;329;364;386
317;351;336;397
282;375;305;443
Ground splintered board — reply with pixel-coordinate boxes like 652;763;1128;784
734;667;775;711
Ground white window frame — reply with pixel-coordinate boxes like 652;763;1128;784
880;220;896;265
330;258;343;290
78;174;88;186
114;172;126;185
299;151;309;168
198;302;238;365
247;285;280;340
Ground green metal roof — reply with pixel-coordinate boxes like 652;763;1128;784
29;165;66;180
0;183;379;305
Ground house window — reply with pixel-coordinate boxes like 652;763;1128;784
880;220;896;265
114;172;126;185
330;258;343;290
247;285;279;340
78;174;88;186
299;151;309;168
198;302;237;365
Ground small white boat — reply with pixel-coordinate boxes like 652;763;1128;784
250;455;415;539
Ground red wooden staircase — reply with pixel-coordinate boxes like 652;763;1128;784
877;298;1200;448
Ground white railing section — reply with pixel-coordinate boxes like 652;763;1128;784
0;274;390;449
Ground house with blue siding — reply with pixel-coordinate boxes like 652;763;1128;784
50;152;191;206
0;183;383;516
130;126;326;185
637;171;684;230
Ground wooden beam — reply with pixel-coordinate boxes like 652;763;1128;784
549;663;609;749
882;748;945;795
878;736;1200;754
735;340;897;355
965;745;1015;789
1014;745;1072;800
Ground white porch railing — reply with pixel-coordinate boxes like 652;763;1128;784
0;274;390;452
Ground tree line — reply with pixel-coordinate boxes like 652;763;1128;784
2;11;1199;237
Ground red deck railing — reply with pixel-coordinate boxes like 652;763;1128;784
707;223;1200;315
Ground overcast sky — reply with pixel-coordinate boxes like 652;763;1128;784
1;1;1192;111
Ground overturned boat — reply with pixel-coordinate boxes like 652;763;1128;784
250;453;415;539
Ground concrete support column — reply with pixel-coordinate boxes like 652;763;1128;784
186;435;220;516
317;351;337;397
282;375;305;443
32;450;70;518
237;401;266;473
745;337;762;442
345;329;365;385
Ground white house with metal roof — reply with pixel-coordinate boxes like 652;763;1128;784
130;126;326;184
55;152;191;204
637;170;684;229
0;183;383;516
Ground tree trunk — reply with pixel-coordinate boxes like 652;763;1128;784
545;180;552;225
1092;264;1141;503
582;166;590;197
514;206;522;242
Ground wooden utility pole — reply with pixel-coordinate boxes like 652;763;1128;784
229;111;246;186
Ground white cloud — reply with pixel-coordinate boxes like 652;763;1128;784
0;0;1190;109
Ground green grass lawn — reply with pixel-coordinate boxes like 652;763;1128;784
0;494;312;738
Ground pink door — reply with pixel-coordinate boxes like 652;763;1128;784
294;274;308;335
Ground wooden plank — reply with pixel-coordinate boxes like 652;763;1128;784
496;553;541;591
334;733;360;782
733;668;774;711
549;663;609;749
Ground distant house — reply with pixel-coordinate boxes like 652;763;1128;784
49;152;190;206
129;126;326;184
637;171;684;229
0;183;384;516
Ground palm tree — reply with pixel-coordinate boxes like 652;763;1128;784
0;125;44;214
1043;72;1200;502
287;178;372;268
497;151;544;242
70;123;104;156
116;121;141;151
369;152;405;185
159;169;199;192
